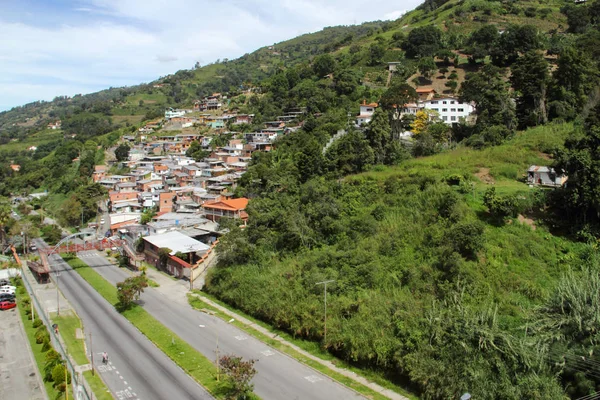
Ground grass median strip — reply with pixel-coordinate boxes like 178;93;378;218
190;291;418;400
62;255;235;399
50;312;113;400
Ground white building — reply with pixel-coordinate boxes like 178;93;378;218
356;101;378;125
400;97;475;125
165;108;186;119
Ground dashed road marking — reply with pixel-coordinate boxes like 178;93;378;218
234;335;248;341
261;350;275;357
304;375;324;383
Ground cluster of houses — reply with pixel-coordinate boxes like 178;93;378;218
94;141;252;282
94;105;309;282
355;87;476;127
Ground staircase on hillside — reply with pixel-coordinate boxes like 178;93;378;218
322;129;348;155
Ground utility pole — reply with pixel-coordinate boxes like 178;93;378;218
90;332;94;376
315;280;335;346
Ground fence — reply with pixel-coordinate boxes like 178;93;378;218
20;262;94;400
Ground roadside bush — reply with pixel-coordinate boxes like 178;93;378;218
32;319;43;328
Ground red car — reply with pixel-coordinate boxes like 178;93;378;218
0;301;16;310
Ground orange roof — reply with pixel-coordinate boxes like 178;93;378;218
203;198;248;211
110;219;138;230
361;99;378;107
416;87;436;93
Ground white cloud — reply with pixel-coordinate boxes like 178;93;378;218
384;10;407;21
0;0;423;111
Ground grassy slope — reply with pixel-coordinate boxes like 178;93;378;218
205;122;585;395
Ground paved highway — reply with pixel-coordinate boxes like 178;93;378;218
78;250;364;400
33;239;212;400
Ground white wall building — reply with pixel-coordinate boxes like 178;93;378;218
400;97;475;125
356;101;378;125
165;108;186;119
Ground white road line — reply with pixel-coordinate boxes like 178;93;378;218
304;375;324;383
234;335;248;341
261;350;275;357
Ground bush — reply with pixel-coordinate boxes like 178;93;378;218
484;187;522;219
448;220;485;259
32;319;43;328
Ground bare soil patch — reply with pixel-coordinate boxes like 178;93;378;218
518;214;536;230
475;167;495;184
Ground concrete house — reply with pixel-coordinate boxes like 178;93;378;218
527;166;568;187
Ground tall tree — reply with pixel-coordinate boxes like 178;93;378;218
0;197;11;253
510;51;550;128
366;108;392;164
460;64;516;131
115;143;130;162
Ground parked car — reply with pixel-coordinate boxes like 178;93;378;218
0;293;15;301
0;285;16;291
0;288;15;295
0;301;16;310
100;218;105;225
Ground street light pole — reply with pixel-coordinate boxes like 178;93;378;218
315;280;335;346
90;332;94;376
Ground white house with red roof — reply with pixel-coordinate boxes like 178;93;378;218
356;100;378;125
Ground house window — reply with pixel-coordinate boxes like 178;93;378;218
451;116;456;121
432;108;438;112
458;108;464;112
443;101;447;104
443;116;448;121
450;101;455;104
431;101;438;104
366;108;373;112
451;108;456;112
442;108;448;112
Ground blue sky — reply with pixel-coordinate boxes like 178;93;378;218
0;0;422;111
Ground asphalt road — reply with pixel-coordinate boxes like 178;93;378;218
32;238;213;400
78;250;364;400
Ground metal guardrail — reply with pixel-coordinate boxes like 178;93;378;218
20;263;94;400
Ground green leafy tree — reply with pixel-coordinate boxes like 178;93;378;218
366;108;391;164
326;130;374;176
115;144;130;162
312;54;335;77
403;25;443;58
459;64;516;132
0;197;11;253
116;274;149;309
186;141;210;162
510;51;550;128
368;43;386;66
491;24;542;66
549;47;598;120
219;354;257;400
417;57;437;80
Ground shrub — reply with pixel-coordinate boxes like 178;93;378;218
449;220;485;259
32;319;43;328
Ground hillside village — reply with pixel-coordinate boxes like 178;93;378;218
91;81;481;286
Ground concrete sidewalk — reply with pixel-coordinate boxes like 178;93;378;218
142;266;410;400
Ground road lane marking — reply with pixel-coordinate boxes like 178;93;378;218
234;335;248;341
305;375;324;383
261;350;275;357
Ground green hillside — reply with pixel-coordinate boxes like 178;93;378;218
3;0;600;398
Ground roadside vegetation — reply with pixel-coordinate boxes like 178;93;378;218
15;278;74;400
